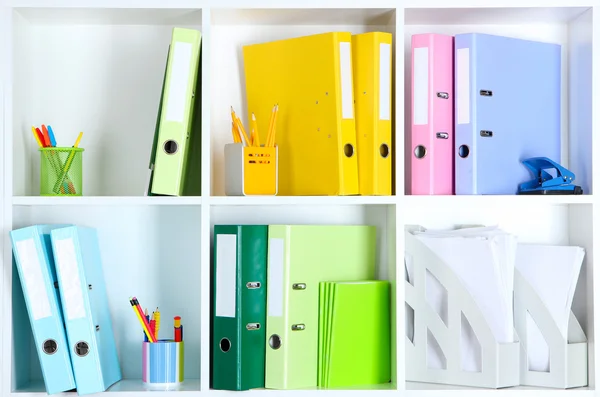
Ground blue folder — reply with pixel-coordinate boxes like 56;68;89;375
454;33;561;194
50;226;122;395
10;225;76;394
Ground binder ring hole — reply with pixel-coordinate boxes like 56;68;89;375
344;144;354;158
458;145;470;159
414;145;427;159
43;339;58;355
74;341;89;357
163;140;178;155
380;144;390;159
269;334;282;350
219;338;231;353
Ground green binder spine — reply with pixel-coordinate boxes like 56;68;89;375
212;225;268;390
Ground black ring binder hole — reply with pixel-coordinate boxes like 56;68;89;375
43;339;58;355
74;341;89;357
344;144;354;158
414;145;427;159
380;143;390;158
269;334;282;350
219;338;231;352
163;140;178;155
458;145;470;158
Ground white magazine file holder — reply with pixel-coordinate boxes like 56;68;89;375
405;226;520;388
514;269;588;388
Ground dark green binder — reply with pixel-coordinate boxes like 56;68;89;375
212;225;268;390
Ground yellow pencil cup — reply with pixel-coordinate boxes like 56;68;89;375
39;147;84;196
224;143;278;196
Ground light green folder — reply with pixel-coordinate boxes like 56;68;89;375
150;27;201;196
265;225;377;390
319;281;391;388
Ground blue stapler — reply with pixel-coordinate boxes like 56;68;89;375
518;157;583;195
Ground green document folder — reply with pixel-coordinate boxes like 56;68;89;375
319;281;391;388
265;225;377;389
150;27;201;196
212;225;268;390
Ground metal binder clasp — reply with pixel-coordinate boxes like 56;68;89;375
292;283;306;290
436;92;449;99
291;324;305;331
246;282;261;289
436;132;449;139
246;323;261;330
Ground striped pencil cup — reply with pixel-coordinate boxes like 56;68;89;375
142;340;184;387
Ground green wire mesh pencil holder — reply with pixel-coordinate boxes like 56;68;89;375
39;147;84;196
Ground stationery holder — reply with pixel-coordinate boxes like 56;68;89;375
404;225;520;389
142;340;184;387
39;147;84;196
514;270;588;388
224;143;277;196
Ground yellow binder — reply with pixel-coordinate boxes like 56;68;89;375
243;32;359;196
352;32;393;195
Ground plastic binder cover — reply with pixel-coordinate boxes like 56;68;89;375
50;226;122;395
454;33;561;195
265;225;376;389
10;225;76;394
212;225;268;390
243;32;359;196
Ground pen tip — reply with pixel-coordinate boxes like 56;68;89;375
252;113;256;120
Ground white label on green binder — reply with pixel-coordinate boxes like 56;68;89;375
413;47;428;125
15;239;51;320
339;42;353;119
166;42;193;123
457;48;470;124
268;238;284;317
379;43;391;121
53;238;86;320
216;234;236;317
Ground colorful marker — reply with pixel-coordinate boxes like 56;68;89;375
174;316;182;342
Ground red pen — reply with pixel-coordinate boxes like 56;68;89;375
174;316;182;342
36;127;48;147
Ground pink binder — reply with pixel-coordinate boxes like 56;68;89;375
409;34;454;195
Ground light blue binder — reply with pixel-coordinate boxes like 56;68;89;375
454;33;561;194
10;225;76;394
50;226;122;395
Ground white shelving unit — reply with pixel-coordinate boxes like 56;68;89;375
0;1;597;396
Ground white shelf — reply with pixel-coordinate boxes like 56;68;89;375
1;1;598;396
12;196;203;206
209;196;398;206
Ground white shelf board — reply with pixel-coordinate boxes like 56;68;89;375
11;379;201;396
12;196;202;206
209;196;398;206
405;382;593;396
402;0;595;8
403;195;594;207
404;6;592;25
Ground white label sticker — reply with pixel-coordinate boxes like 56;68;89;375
15;239;52;321
216;234;237;318
457;48;470;124
339;42;353;119
379;43;392;121
53;238;86;320
166;42;193;123
413;47;428;125
268;238;284;317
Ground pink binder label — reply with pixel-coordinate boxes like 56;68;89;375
410;34;454;195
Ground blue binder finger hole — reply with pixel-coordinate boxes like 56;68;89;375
269;334;282;350
75;341;89;357
414;145;427;159
164;140;178;155
344;144;354;158
219;338;231;352
43;339;58;355
458;145;470;159
380;144;390;158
